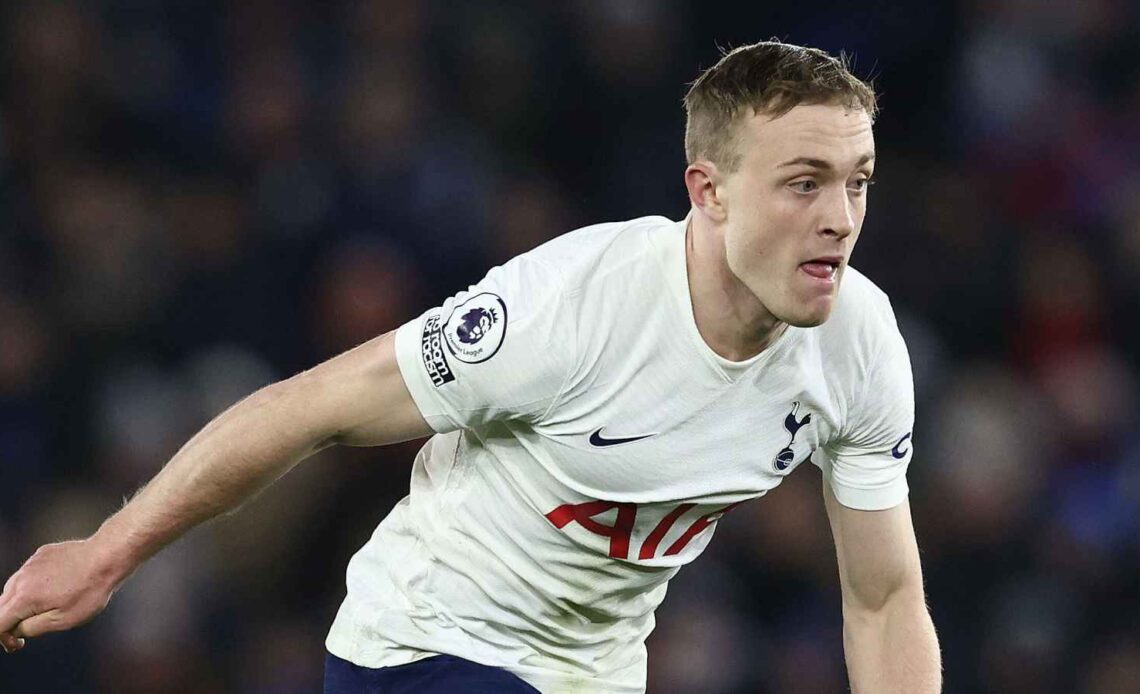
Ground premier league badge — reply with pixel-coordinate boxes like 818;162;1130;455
443;292;508;363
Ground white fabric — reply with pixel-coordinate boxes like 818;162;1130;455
326;215;915;693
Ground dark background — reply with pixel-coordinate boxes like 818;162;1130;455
1;1;1139;692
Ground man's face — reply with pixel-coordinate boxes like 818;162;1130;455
716;103;875;327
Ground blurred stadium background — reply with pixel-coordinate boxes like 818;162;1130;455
1;1;1139;692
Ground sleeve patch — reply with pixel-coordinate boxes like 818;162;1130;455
442;292;508;364
421;311;456;387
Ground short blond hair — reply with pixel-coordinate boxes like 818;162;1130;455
684;41;878;171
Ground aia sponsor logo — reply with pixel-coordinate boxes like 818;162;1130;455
545;499;743;561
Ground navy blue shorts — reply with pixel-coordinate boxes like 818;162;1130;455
323;652;541;693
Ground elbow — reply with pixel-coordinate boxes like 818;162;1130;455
844;572;927;618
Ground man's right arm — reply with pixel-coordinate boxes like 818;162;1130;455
0;330;432;653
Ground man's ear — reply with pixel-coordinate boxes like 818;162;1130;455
684;161;727;223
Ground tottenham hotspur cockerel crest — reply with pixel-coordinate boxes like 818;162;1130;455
443;292;508;364
773;401;813;472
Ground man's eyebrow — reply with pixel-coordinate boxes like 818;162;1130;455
777;153;876;170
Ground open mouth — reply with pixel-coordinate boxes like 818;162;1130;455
799;256;842;281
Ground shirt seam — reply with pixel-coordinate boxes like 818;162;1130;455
535;257;576;424
838;327;887;446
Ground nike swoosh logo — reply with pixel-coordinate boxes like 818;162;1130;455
588;428;656;447
891;432;912;459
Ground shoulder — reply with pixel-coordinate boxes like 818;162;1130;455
811;266;911;406
467;215;677;348
816;265;902;354
510;215;677;294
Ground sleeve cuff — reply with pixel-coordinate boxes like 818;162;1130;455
826;469;909;511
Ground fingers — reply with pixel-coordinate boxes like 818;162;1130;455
0;593;20;638
0;601;66;652
0;595;28;652
10;610;62;639
1;631;25;653
0;571;35;652
1;589;26;653
0;541;114;653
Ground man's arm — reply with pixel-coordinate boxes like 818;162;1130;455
0;330;432;653
823;480;942;693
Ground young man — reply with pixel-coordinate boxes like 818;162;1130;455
0;41;941;692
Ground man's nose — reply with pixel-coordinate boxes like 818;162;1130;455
820;187;855;239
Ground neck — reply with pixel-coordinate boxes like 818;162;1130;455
685;212;788;361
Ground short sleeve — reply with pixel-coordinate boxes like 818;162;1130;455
393;254;575;434
815;311;915;511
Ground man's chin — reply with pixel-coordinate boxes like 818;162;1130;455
779;299;835;328
778;269;844;327
784;314;830;328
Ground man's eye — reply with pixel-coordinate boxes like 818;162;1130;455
849;178;875;192
792;180;818;193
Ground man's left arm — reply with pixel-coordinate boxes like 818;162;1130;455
823;481;941;692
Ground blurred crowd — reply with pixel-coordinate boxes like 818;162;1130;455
1;1;1138;692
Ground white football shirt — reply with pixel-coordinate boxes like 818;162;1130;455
326;214;915;693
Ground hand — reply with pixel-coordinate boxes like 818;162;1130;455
0;540;122;653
